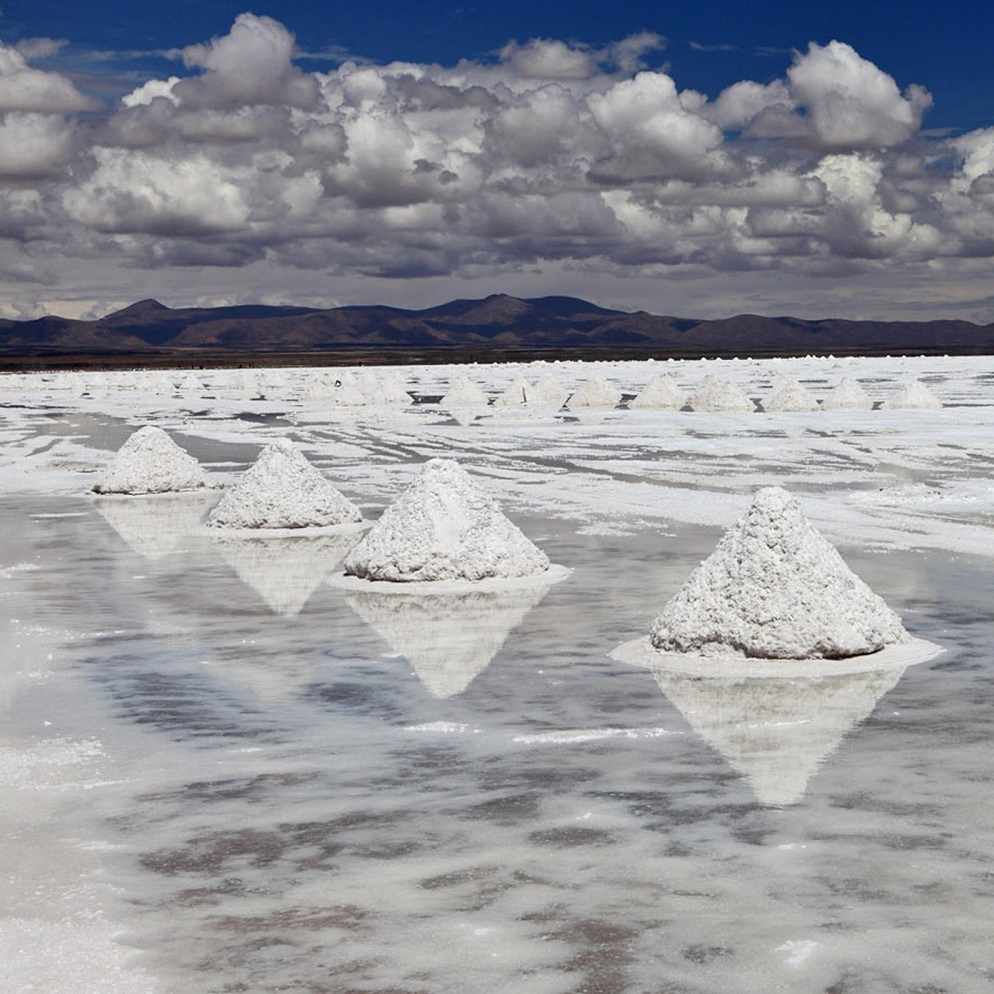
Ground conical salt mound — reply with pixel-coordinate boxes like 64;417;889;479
651;667;904;806
206;438;362;530
371;374;413;406
687;375;754;413
822;377;873;411
494;377;531;407
566;377;623;409
442;377;489;407
345;584;549;697
631;373;685;410
881;380;942;410
91;426;217;495
761;378;819;412
530;375;569;409
649;487;909;660
344;458;550;583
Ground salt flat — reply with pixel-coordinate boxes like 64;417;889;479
1;354;993;993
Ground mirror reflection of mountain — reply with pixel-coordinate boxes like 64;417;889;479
92;492;217;560
211;532;360;616
649;666;907;807
344;583;551;698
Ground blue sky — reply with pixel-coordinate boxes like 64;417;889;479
2;2;994;323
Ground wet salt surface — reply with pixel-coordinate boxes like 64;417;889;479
2;356;994;993
1;492;992;993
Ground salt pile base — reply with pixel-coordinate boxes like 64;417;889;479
613;487;942;669
206;438;363;532
338;458;560;585
822;377;873;411
91;426;217;495
688;375;754;413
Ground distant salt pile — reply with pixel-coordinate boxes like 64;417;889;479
688;375;754;413
881;380;942;410
494;377;531;407
760;378;819;412
206;438;362;531
343;458;550;583
821;377;873;411
328;377;367;407
91;425;217;495
566;376;623;409
647;487;909;660
530;375;569;409
441;377;489;407
373;372;413;406
631;373;685;410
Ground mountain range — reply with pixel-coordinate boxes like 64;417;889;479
2;294;992;361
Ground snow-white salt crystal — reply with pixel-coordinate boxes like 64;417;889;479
821;377;873;411
566;377;623;409
206;438;362;530
649;487;909;659
91;426;217;495
343;458;550;582
881;380;942;410
760;378;820;412
631;373;685;410
687;375;754;412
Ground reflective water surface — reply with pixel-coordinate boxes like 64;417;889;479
3;490;993;993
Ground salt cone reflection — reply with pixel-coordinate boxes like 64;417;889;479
93;492;217;560
212;533;358;616
650;666;906;807
344;584;550;698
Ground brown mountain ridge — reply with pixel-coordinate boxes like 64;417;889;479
1;293;992;360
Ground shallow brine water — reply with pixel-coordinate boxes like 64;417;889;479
2;489;992;994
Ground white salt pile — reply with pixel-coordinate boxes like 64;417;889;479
328;378;367;407
206;438;362;531
651;487;909;660
441;377;489;407
687;375;754;413
493;377;531;407
91;426;217;495
821;377;873;411
631;373;685;410
760;378;819;412
566;376;623;409
881;380;942;410
342;458;550;583
373;372;413;406
530;375;569;409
